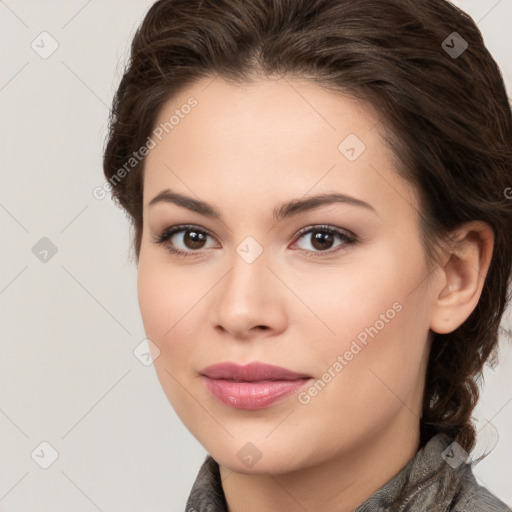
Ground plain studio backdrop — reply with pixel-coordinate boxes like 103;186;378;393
1;1;511;511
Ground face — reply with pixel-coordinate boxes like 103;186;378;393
137;76;438;474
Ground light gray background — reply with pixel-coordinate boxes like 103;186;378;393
1;1;511;511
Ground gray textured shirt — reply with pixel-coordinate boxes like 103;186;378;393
185;434;510;511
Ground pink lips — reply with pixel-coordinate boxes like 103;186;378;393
200;362;312;410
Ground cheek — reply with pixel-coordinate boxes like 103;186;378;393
294;238;430;401
136;259;200;412
137;255;201;344
290;238;425;347
137;263;171;342
136;254;219;385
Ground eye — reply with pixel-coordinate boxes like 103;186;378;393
152;225;218;258
152;223;358;259
291;225;357;256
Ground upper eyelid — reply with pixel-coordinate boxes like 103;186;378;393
161;223;349;235
152;224;219;249
158;223;354;246
294;224;355;238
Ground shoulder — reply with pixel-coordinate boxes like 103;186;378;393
452;466;511;512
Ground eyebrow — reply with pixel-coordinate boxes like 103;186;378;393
148;189;377;221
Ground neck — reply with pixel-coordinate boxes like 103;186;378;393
219;411;420;512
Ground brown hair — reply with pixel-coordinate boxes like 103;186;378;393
103;0;512;454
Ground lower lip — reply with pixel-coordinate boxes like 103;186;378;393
202;377;311;409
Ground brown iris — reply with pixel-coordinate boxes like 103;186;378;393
310;230;335;251
183;229;207;249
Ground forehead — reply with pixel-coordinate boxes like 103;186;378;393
150;75;380;152
142;76;418;222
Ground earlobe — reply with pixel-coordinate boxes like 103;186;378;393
429;221;494;335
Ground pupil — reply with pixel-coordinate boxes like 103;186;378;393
185;230;206;249
312;231;333;250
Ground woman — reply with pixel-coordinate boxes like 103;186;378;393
103;0;512;510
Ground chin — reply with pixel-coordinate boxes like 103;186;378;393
205;437;314;476
219;455;298;476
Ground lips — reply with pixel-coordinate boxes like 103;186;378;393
200;362;312;409
200;361;311;381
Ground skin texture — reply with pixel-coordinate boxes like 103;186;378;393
137;76;494;512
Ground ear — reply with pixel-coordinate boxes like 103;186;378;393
429;221;494;334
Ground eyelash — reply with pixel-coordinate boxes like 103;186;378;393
151;224;358;259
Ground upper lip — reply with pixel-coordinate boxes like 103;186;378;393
200;362;311;381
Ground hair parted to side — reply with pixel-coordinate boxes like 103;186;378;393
103;0;512;454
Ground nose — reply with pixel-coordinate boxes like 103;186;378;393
209;247;287;340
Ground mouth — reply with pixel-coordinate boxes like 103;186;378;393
199;362;313;409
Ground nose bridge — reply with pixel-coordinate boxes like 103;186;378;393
223;238;270;304
211;237;283;335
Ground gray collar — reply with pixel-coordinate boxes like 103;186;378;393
185;433;510;511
